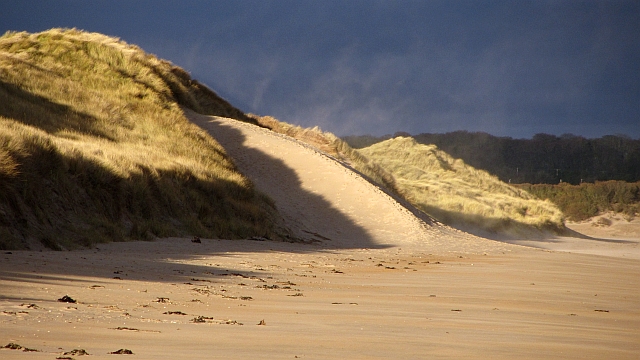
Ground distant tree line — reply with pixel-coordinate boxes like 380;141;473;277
342;132;640;185
515;181;640;221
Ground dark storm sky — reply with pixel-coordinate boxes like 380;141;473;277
2;0;639;138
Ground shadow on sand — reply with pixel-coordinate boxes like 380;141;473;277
0;238;326;293
197;114;394;251
0;114;403;289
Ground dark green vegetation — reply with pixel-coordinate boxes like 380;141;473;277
0;29;285;250
343;132;640;185
516;181;640;221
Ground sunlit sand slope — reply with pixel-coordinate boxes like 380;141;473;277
188;111;505;254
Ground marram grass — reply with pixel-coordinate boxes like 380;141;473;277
0;29;284;250
358;137;565;235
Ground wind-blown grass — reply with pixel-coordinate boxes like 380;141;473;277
0;29;284;250
358;137;565;235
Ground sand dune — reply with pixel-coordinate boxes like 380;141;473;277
1;114;639;359
190;111;434;248
187;111;508;255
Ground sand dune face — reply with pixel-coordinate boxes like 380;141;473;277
188;111;506;254
1;114;639;359
190;112;430;248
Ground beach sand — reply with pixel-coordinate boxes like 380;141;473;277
503;214;640;260
1;114;638;359
2;239;639;359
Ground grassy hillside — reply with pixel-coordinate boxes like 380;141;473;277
358;137;565;235
516;181;640;221
0;28;285;250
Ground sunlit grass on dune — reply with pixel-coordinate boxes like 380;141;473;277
358;137;565;235
0;28;283;250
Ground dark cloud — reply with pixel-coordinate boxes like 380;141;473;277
2;0;638;138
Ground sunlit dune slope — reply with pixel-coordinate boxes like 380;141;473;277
357;137;565;235
189;111;498;252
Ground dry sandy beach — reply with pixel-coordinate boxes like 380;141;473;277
2;114;639;359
